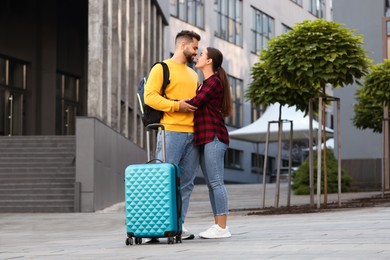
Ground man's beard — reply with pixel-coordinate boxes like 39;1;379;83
184;47;194;63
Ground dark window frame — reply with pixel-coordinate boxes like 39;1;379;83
214;0;243;46
170;0;205;29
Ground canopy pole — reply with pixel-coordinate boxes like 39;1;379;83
262;122;271;208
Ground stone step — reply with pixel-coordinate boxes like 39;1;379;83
0;156;74;161
0;166;74;173
0;193;74;200
0;150;75;156
0;135;77;213
0;199;74;206
0;142;75;149
0;200;74;213
0;187;74;195
0;161;75;167
0;183;75;189
0;177;75;184
0;135;75;142
0;206;74;213
0;172;74;178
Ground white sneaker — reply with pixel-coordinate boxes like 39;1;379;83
199;224;231;239
182;225;195;240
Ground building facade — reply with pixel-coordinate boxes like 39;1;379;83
0;0;171;211
0;0;168;146
4;0;384;212
333;0;389;190
166;0;332;183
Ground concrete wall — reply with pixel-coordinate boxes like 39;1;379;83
333;0;384;189
75;117;146;212
88;0;168;148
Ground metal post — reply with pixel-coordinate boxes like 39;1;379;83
287;120;293;207
317;97;323;209
309;99;314;207
274;120;283;208
383;106;389;197
337;99;342;207
262;122;271;208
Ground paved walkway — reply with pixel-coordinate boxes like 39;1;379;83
1;184;389;259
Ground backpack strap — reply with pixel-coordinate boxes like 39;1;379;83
152;61;170;97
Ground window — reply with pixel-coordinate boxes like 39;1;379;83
251;7;274;54
225;148;242;169
170;0;204;28
251;153;274;175
251;153;264;173
0;57;27;90
225;75;243;128
215;0;242;46
386;19;390;58
282;24;292;34
310;0;324;18
251;104;265;122
290;0;303;6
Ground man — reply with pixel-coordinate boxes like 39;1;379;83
144;30;200;241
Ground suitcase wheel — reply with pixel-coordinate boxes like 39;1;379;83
175;235;182;243
135;237;142;244
125;237;133;246
167;237;174;244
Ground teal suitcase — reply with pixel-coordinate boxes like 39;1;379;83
124;124;182;245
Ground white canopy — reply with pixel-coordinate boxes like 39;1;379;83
229;103;334;143
307;138;335;150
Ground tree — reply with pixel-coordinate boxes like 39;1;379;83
245;19;371;207
353;60;390;133
246;19;371;113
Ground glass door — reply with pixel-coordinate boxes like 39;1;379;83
0;56;26;136
56;73;79;135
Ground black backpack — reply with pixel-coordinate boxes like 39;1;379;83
137;62;170;127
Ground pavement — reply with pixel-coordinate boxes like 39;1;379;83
1;183;390;259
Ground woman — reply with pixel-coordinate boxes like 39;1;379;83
189;47;232;239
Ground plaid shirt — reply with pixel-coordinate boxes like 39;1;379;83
190;74;229;146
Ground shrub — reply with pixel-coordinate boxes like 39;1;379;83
292;149;352;195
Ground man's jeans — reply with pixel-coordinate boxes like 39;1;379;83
200;136;229;215
156;130;199;222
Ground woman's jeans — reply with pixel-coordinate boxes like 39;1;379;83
156;130;199;222
200;136;229;216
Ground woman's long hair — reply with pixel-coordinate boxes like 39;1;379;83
207;47;232;117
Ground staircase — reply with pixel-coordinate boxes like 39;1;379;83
0;136;77;213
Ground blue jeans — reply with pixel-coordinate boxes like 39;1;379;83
200;136;229;216
156;130;199;222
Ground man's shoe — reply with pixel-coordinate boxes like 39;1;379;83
144;238;160;243
199;224;231;239
182;225;195;240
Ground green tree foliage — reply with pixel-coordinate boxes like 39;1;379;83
353;60;390;133
292;149;352;195
245;19;371;114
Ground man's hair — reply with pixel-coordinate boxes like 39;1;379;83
175;30;201;44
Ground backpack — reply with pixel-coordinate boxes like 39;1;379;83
137;62;170;127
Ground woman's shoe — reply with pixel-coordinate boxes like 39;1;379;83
199;224;231;239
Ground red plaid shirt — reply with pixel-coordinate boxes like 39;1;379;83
190;74;229;146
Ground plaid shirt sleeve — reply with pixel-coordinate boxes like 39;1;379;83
190;74;229;146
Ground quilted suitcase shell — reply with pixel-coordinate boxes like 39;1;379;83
124;162;181;239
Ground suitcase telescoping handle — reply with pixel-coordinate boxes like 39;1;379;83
146;123;166;163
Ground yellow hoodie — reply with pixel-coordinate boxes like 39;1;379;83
144;59;198;133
